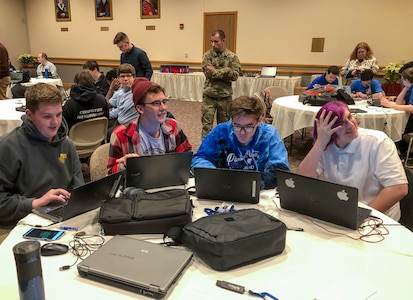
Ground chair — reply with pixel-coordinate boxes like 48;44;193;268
68;117;108;159
254;86;289;124
404;133;413;168
89;143;110;181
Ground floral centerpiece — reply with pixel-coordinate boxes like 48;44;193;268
383;62;402;83
18;54;37;67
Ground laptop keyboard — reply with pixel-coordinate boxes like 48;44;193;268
47;204;67;218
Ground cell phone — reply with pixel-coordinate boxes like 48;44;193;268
22;228;65;241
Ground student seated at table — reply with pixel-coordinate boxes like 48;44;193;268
107;63;138;135
307;66;340;90
380;67;413;157
191;96;290;189
297;101;407;221
36;52;57;77
350;69;384;99
107;77;192;174
0;83;84;226
83;60;110;96
63;71;109;130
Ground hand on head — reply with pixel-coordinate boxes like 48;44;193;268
314;110;340;148
32;188;71;209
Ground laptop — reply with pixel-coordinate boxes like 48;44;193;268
77;235;193;299
32;170;125;223
260;66;277;78
194;168;261;204
276;169;371;230
126;152;192;189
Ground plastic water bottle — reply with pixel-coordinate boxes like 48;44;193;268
13;241;46;300
44;69;49;79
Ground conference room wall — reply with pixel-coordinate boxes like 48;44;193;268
2;1;411;77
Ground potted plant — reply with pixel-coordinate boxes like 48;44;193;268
383;62;402;83
18;54;37;68
382;62;402;96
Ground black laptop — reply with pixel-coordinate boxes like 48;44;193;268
32;171;125;223
126;152;192;189
276;169;371;230
194;168;261;204
78;235;193;299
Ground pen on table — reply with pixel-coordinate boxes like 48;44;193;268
287;227;304;232
59;226;78;231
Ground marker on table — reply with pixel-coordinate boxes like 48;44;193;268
59;226;78;231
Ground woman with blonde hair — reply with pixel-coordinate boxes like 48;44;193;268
341;42;379;83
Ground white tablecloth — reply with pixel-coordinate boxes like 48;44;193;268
0;98;25;136
0;184;412;300
6;77;64;98
151;72;301;101
271;95;408;142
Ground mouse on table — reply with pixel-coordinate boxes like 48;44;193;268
40;243;69;256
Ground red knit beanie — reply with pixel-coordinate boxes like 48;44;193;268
132;77;157;106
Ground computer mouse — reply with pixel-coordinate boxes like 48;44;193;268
40;243;69;256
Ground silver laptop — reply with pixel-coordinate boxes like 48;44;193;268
77;235;193;299
276;169;371;230
32;171;125;223
126;152;192;189
260;66;277;78
194;168;261;204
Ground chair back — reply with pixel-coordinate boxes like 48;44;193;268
68;117;108;159
255;86;289;124
89;143;110;181
265;86;289;100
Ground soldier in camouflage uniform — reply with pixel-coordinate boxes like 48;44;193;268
201;29;241;138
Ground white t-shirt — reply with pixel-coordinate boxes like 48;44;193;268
137;124;166;156
317;128;407;220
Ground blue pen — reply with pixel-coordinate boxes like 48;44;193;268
59;226;78;231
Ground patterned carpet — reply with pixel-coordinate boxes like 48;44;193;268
167;98;313;172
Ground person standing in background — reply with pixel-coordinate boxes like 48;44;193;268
201;29;241;138
113;32;153;80
341;42;379;84
36;52;57;77
0;43;10;100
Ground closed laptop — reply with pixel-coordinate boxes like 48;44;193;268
194;167;261;204
77;235;193;299
276;169;371;230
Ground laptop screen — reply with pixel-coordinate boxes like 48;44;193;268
260;66;277;77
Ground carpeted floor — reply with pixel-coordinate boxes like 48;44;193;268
167;98;313;172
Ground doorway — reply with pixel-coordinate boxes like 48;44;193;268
203;11;238;54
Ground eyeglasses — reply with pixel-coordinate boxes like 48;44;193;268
142;99;169;106
118;74;133;79
340;113;355;127
232;122;257;133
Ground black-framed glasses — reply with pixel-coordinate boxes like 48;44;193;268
143;99;169;107
232;122;257;133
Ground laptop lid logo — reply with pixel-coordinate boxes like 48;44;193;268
337;190;349;201
284;178;295;188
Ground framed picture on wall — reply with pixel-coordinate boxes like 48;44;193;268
55;0;71;22
140;0;160;19
95;0;113;20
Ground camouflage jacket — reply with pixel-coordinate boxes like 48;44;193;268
202;48;241;98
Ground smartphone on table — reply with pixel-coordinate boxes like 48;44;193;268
22;228;65;241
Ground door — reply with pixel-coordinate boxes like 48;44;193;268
203;12;238;54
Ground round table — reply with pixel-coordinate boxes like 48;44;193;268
270;95;408;142
0;98;25;136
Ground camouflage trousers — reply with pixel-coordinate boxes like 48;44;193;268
201;95;232;138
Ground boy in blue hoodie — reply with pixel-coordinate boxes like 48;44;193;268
192;96;290;189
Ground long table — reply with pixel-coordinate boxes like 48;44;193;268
271;95;408;142
0;185;412;299
6;77;63;98
151;72;301;101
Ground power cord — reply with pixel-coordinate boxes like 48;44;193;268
59;232;105;271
